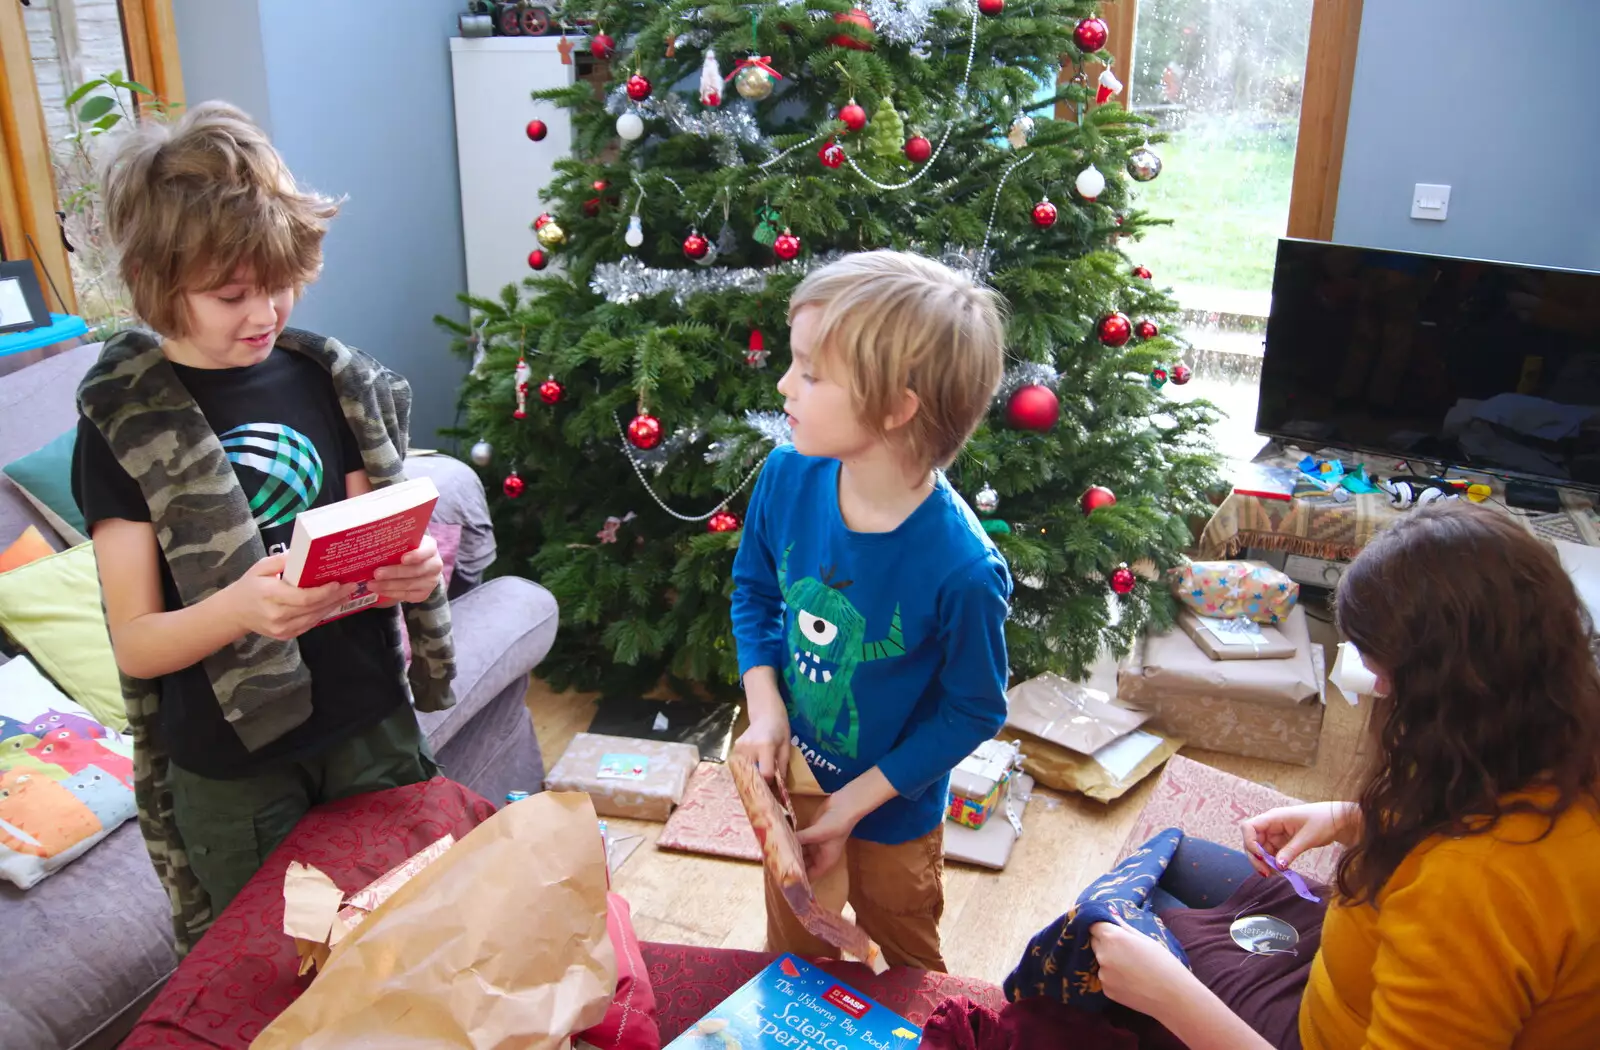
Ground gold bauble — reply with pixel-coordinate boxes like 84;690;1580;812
734;65;774;101
536;220;567;248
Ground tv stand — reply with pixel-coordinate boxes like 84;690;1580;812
1505;479;1562;513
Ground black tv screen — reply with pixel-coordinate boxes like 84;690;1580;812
1256;239;1600;489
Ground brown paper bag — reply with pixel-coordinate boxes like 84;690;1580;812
252;791;615;1050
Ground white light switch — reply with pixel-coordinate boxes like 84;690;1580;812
1411;183;1451;221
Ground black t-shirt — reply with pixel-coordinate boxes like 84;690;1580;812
71;346;408;778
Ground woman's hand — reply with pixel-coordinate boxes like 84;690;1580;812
1090;913;1204;1018
370;533;444;604
1241;801;1360;876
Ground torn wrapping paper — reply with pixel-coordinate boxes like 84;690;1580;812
1015;727;1182;801
1004;674;1149;756
727;750;887;973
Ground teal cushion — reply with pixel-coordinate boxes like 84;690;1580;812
2;429;85;545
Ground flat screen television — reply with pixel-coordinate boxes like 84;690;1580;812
1256;239;1600;492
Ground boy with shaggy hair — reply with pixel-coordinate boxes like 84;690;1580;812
732;250;1012;971
71;101;455;952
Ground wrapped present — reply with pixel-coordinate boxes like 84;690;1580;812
543;733;700;821
946;739;1020;829
1119;606;1327;765
1016;727;1182;802
944;774;1035;870
1178;608;1297;661
1005;673;1149;756
1171;560;1298;624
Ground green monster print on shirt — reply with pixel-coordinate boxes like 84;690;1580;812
779;545;905;759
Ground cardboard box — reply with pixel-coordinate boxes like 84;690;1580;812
1178;608;1297;661
543;733;700;821
1119;606;1327;766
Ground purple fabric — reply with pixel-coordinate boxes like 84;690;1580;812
401;454;496;594
432;675;545;803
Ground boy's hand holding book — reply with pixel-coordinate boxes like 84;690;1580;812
368;532;444;606
225;553;359;641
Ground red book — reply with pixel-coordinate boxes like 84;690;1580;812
281;477;439;622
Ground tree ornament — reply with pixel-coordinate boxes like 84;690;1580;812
583;197;602;218
1006;115;1035;149
616;111;645;141
512;357;532;419
1098;312;1132;347
590;32;616;59
700;49;722;106
975;484;1000;513
1032;198;1058;228
746;330;769;367
818;140;845;168
734;64;774;101
502;471;525;499
1149;367;1169;389
626;73;652;102
978;0;1004;15
1080;485;1117;514
1110;564;1137;595
624;214;644;248
1075;165;1107;201
1005;384;1060;431
773;228;802;261
1136;319;1160;340
839;99;868;132
707;510;742;533
526;119;548;141
470;439;493;467
538;376;563;405
627;413;664;450
536;220;567;248
682;229;710;260
1171;364;1193;385
1127;146;1163;182
904;135;931;163
527;249;548;270
533;212;553;230
830;7;875;50
1134;265;1153;280
1096;67;1124;105
1074;17;1109;52
867;98;907;160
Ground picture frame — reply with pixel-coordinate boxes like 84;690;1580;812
0;261;51;335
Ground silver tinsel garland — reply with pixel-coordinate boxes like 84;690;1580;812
626;425;703;475
743;409;793;447
863;0;936;45
993;361;1060;405
606;87;770;167
591;253;846;305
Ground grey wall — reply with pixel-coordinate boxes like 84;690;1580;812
1334;0;1600;272
171;0;471;446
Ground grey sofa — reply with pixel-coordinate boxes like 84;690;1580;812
0;341;558;1050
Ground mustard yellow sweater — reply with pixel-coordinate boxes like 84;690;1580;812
1300;796;1600;1049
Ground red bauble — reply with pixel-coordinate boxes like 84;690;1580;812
830;8;875;49
1098;312;1133;347
1136;319;1160;340
819;140;845;168
707;510;742;533
978;0;1004;15
1171;364;1193;385
682;231;710;259
627;413;664;450
773;229;802;261
904;135;932;163
1074;17;1109;52
583;197;601;217
626;74;652;101
538;377;563;405
590;32;616;59
1032;199;1058;228
1080;485;1117;514
526;119;548;141
840;101;868;131
1133;265;1153;280
1110;565;1137;595
1005;384;1060;431
533;212;553;230
527;249;548;270
502;472;525;499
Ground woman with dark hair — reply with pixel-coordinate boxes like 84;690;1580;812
1090;503;1600;1049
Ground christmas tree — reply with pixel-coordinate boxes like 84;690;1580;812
441;0;1220;694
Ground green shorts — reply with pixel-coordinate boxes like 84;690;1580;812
169;705;438;922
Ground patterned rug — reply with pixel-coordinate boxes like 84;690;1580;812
657;762;762;862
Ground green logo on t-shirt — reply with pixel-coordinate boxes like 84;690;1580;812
220;422;324;529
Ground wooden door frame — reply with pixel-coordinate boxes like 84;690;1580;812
1057;0;1363;243
0;0;185;316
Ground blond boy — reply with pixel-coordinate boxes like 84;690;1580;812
70;102;451;948
731;251;1011;971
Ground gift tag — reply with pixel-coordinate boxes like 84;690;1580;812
1230;914;1299;954
1199;615;1268;648
597;753;651;780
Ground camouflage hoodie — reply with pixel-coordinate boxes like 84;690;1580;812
76;327;456;954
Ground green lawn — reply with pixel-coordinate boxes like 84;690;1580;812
1127;115;1297;296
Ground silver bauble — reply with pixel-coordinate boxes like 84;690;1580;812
1006;115;1034;149
734;65;774;101
470;439;493;467
975;484;1000;514
1127;146;1163;182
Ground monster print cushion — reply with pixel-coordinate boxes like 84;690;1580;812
0;656;136;889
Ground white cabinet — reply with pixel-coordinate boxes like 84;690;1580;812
449;36;575;304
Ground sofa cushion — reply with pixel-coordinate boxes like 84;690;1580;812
412;575;557;754
0;342;101;551
2;429;86;545
402;453;495;594
0;525;54;573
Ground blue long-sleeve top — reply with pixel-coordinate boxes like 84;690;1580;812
730;445;1012;844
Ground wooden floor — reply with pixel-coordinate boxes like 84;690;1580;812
523;612;1368;985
